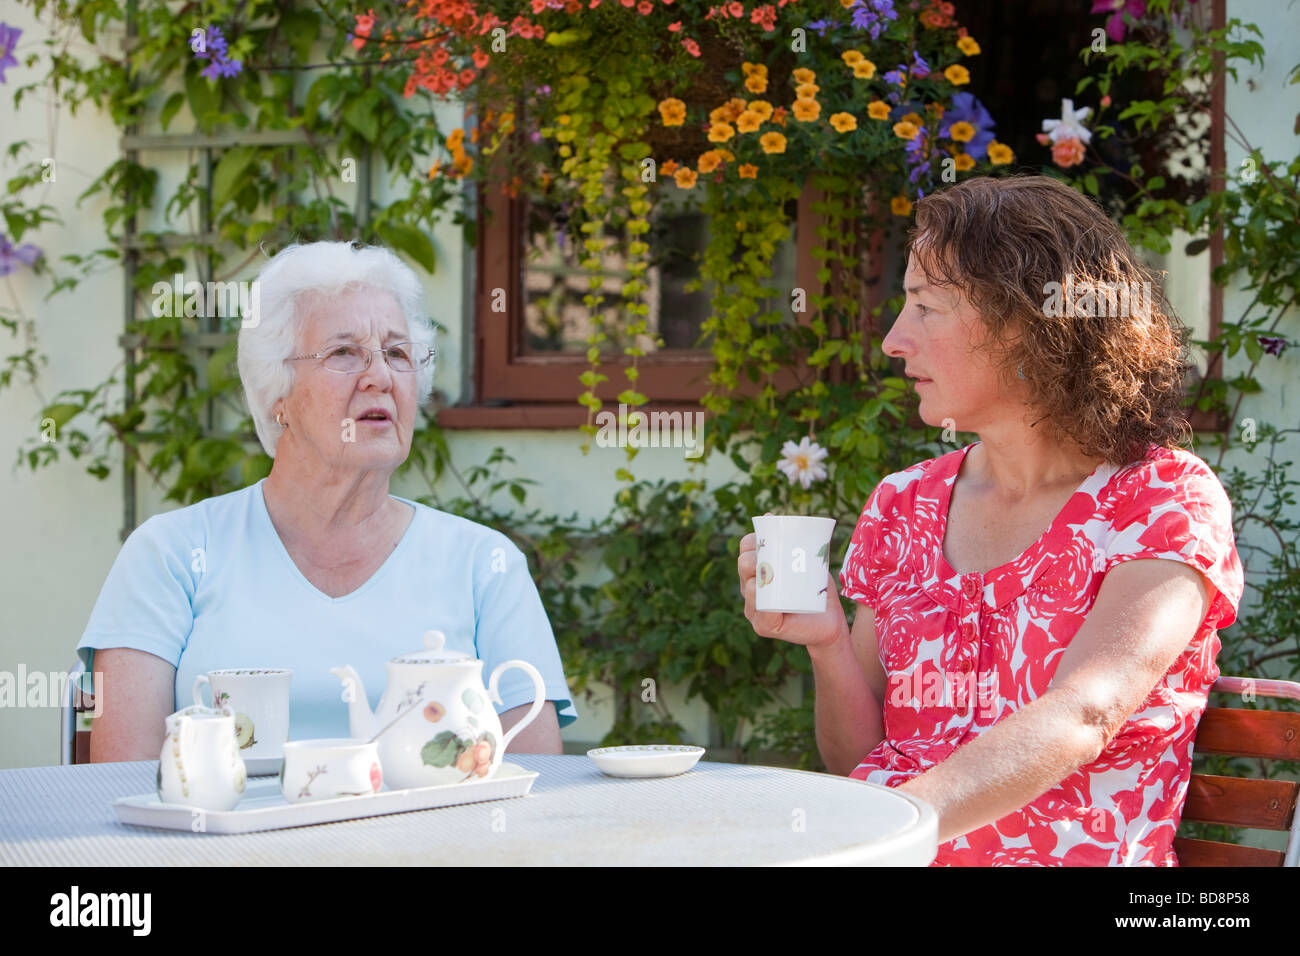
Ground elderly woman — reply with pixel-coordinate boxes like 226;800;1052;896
80;241;576;759
738;175;1243;866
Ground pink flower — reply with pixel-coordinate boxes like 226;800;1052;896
668;20;682;31
682;37;700;56
1100;94;1112;108
1051;136;1087;168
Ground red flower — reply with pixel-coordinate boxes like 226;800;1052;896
369;762;382;792
668;20;682;31
682;37;700;56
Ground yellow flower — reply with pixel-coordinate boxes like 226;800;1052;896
852;60;877;80
697;150;723;174
738;163;758;179
709;105;730;125
953;152;975;171
891;196;913;216
717;149;735;162
725;98;747;121
893;120;920;140
830;112;858;133
745;74;768;94
447;128;465;149
792;98;821;122
988;141;1014;165
792;68;817;85
900;111;923;127
658;98;687;127
736;111;763;133
742;61;768;77
944;64;971;86
948;121;975;143
747;100;774;121
674;167;698;189
841;50;864;66
867;100;892;120
795;82;820;98
839;0;855;7
957;36;981;56
454;153;473;176
708;122;736;143
759;131;787;154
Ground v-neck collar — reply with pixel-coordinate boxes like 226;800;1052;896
254;479;420;604
917;442;1120;612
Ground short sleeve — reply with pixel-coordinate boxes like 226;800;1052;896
472;537;579;728
1102;455;1243;631
76;514;199;673
839;480;890;609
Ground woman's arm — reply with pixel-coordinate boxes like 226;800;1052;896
738;532;886;775
88;648;176;763
500;701;562;754
895;557;1212;844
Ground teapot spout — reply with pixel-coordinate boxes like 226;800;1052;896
329;666;376;739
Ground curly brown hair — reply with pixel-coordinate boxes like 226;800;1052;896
909;175;1193;467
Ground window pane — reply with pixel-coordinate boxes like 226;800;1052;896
520;191;797;355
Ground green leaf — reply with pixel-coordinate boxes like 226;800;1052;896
420;731;462;768
280;10;321;62
461;688;483;713
343;92;381;143
40;403;81;428
212;146;258;209
184;68;220;129
160;92;186;132
378;221;436;274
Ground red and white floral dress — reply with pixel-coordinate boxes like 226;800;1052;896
838;441;1244;866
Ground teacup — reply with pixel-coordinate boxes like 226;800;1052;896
192;668;291;760
280;739;383;803
751;515;838;614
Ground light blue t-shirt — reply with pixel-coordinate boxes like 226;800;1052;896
77;480;577;741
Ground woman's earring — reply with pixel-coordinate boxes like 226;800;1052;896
1016;363;1025;380
276;411;286;429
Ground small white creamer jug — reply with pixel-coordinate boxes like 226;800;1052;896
157;705;247;811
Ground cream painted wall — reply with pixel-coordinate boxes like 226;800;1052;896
2;3;1296;772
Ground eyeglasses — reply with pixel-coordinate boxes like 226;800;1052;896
286;342;435;374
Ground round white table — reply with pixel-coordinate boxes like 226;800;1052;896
0;754;938;866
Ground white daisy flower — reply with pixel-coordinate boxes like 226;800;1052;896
1042;98;1093;145
776;437;829;490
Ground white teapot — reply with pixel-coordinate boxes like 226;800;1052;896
330;630;546;789
157;705;247;810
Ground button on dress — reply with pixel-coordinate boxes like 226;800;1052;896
838;442;1244;866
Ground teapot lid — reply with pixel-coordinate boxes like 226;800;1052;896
391;630;476;665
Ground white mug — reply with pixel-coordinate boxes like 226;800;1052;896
751;515;837;614
280;739;383;803
193;668;292;760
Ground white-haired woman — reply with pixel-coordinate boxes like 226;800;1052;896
80;241;576;760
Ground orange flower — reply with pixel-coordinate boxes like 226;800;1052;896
792;68;817;85
900;111;923;127
742;61;768;77
747;100;774;121
893;121;920;140
658;97;687;127
867;100;891;120
724;97;747;121
759;131;787;154
738;163;758;179
661;159;680;176
841;50;864;66
428;161;441;179
953;152;975;171
988;141;1015;165
890;196;913;216
674;167;698;188
736;111;763;133
717;149;735;162
745;74;768;94
697;150;724;173
957;36;981;56
1051;137;1085;168
795;82;820;98
948;121;975;143
792;98;821;122
829;112;857;133
852;60;877;80
943;64;971;86
708;122;736;143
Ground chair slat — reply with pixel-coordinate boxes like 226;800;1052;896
1194;707;1300;760
1173;837;1285;867
1181;773;1298;830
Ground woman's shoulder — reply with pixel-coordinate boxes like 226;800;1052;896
127;482;261;546
399;498;520;554
865;444;968;511
1108;443;1230;506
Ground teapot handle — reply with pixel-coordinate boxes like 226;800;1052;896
488;660;546;752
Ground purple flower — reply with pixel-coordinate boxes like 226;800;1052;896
850;0;897;41
806;19;836;35
883;68;905;86
1258;335;1287;357
0;22;21;84
191;25;242;80
939;92;996;161
1091;0;1147;43
911;50;930;78
0;235;42;277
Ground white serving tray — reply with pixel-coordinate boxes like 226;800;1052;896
113;762;538;834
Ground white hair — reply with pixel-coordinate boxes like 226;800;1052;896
237;241;437;457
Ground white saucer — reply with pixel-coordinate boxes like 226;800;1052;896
587;745;706;778
242;756;283;777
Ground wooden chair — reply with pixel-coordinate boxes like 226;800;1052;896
1174;676;1300;867
61;660;95;765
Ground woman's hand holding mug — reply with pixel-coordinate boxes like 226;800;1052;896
737;531;849;651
